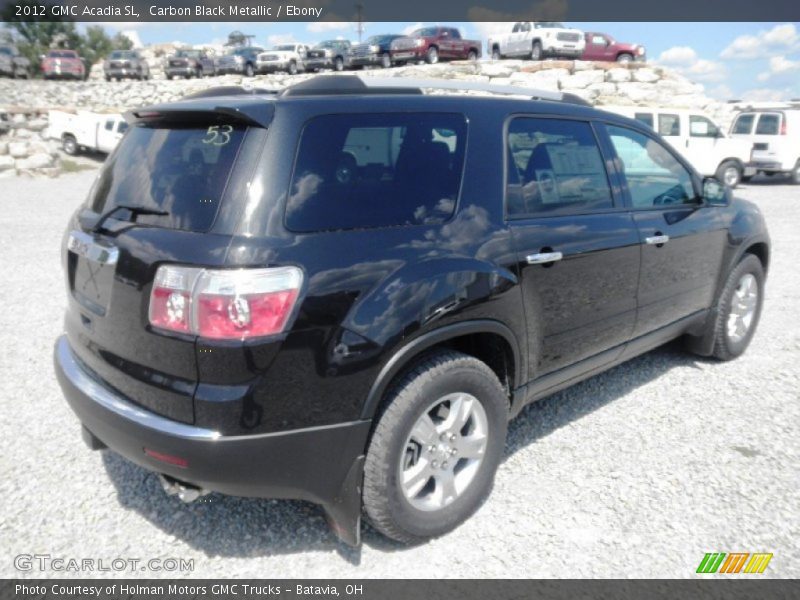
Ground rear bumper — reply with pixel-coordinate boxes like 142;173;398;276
105;68;140;78
54;335;370;543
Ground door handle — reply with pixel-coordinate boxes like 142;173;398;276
645;234;670;245
526;251;563;265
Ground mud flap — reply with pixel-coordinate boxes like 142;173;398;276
684;306;718;357
322;454;365;546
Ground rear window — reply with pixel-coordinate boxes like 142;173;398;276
732;113;755;134
286;113;467;232
658;114;680;136
634;112;654;129
755;114;781;135
89;124;246;232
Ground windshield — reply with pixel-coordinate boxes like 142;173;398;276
175;50;199;58
536;22;566;28
273;45;296;51
110;51;136;59
367;35;397;45
413;28;439;37
317;41;341;49
48;51;77;58
88;124;247;232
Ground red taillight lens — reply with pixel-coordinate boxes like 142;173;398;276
148;265;303;340
780;118;787;135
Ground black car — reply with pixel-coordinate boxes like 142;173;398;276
350;34;408;68
165;49;215;79
55;76;770;546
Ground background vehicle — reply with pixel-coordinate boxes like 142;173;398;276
0;44;30;78
305;40;352;72
351;34;407;68
165;49;216;79
215;46;263;76
390;26;481;65
54;76;769;549
729;106;800;184
489;22;585;60
42;49;85;80
581;32;646;63
48;110;127;155
256;43;309;75
104;50;150;81
603;106;754;187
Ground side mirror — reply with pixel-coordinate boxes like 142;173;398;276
703;177;729;205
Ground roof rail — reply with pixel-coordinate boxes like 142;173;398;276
183;85;279;100
282;75;590;106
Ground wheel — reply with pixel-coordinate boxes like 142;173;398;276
62;135;78;156
288;60;298;75
195;67;202;78
467;49;478;61
716;160;742;188
703;254;765;361
166;74;172;80
363;350;509;543
425;46;439;64
334;56;344;71
617;53;634;63
791;161;800;185
381;53;392;68
245;63;255;77
531;41;543;60
491;47;501;60
105;75;111;82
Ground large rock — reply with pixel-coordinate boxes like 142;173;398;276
0;141;7;155
510;68;568;91
0;154;15;171
633;68;660;83
606;68;632;83
561;69;605;89
16;152;54;170
619;82;659;104
8;142;28;158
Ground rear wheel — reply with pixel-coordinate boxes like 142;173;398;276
467;49;478;61
288;60;298;75
381;53;392;68
245;63;255;77
716;160;742;188
791;161;800;184
363;351;508;543
62;134;78;156
334;56;344;71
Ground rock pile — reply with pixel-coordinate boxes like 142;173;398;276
0;109;61;178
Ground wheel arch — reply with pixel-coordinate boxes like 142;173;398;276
360;320;523;421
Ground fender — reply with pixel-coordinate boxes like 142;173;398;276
360;319;523;420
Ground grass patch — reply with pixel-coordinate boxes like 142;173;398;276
60;159;97;173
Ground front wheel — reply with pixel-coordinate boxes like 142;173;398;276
363;351;508;543
531;41;543;60
288;60;298;75
334;56;344;71
617;53;634;63
244;63;255;77
425;46;439;64
716;160;742;188
381;53;392;69
62;135;78;156
467;49;478;61
791;161;800;185
491;47;501;60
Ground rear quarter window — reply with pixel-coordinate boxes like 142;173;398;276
755;114;781;135
732;113;755;134
285;113;467;232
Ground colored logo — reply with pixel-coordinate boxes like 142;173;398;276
696;552;773;574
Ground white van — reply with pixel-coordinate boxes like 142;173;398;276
601;106;755;187
48;110;128;156
728;106;800;184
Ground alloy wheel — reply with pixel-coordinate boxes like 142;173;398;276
727;273;758;343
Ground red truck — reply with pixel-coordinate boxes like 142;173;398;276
581;32;646;63
42;49;86;80
390;26;482;65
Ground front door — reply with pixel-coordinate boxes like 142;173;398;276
506;116;640;380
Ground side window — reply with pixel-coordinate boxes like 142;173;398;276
731;113;755;135
117;121;129;135
286;113;467;232
591;35;606;45
755;114;780;135
506;118;614;217
606;125;697;208
512;23;521;33
104;119;114;131
689;115;719;138
634;112;654;129
658;114;680;137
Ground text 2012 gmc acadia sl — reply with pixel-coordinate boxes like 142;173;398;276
55;76;770;545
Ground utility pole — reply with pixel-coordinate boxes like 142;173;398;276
355;3;364;42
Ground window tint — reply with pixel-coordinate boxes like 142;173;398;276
689;115;719;137
506;118;613;217
732;114;755;134
89;124;246;232
658;114;680;136
756;114;780;135
607;125;697;209
634;112;654;129
286;113;467;232
104;120;114;131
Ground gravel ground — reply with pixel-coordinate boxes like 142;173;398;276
0;171;797;578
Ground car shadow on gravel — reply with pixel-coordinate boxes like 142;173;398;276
101;340;703;562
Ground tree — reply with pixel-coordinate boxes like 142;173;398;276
79;25;133;67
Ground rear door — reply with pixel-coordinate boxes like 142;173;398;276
506;116;640;380
684;114;723;176
601;122;726;335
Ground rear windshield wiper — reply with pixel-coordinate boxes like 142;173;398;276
92;203;169;233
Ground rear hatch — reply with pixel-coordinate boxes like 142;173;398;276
63;101;272;423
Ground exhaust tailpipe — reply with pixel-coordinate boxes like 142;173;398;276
158;474;209;503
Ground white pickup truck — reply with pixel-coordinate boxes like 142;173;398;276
47;110;128;156
489;22;585;61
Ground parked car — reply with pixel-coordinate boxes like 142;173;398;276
581;32;646;63
42;49;85;80
305;40;352;72
729;107;800;184
54;75;769;548
104;50;150;81
390;26;481;65
256;43;309;75
489;21;585;60
603;106;755;187
165;49;216;79
0;44;30;78
48;110;127;155
215;46;263;77
351;34;408;69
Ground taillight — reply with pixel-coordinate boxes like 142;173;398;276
780;118;787;135
148;265;303;340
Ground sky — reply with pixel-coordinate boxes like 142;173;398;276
92;21;800;102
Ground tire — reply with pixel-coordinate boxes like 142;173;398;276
617;53;634;63
195;67;202;78
531;41;543;61
425;46;439;65
62;135;78;156
467;49;478;61
166;74;172;80
245;63;254;77
716;160;742;188
105;75;111;82
381;53;392;69
491;46;501;60
703;254;765;361
363;350;509;543
334;56;344;72
791;161;800;185
288;61;298;75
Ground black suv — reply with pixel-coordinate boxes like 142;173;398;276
55;76;770;546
